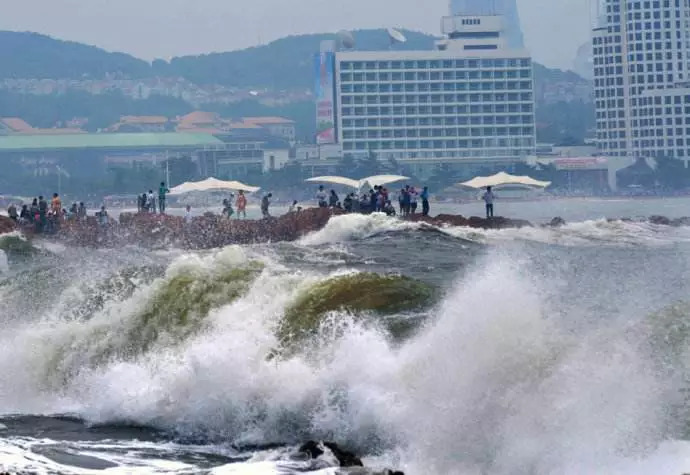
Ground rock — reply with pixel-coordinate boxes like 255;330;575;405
671;217;690;227
298;441;363;467
649;215;672;226
548;217;566;227
405;213;531;229
48;207;339;249
0;215;16;234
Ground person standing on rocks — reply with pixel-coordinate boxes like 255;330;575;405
482;186;495;219
421;186;430;216
51;193;62;215
7;203;18;222
316;186;328;208
236;190;247;219
158;182;169;214
78;202;87;222
147;190;155;214
329;190;339;208
38;196;48;232
261;193;272;218
184;205;193;225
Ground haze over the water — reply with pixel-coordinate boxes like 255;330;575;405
1;0;590;70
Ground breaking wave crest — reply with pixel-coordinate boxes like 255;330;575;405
299;213;424;246
2;238;690;473
301;213;690;248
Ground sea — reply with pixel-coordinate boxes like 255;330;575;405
3;197;690;474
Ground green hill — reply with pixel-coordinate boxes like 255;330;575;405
0;31;150;79
156;29;439;88
0;29;591;91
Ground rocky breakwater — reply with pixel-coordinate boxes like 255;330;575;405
56;207;339;249
404;213;532;229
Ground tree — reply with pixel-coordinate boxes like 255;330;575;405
654;156;690;190
164;156;198;185
336;154;357;176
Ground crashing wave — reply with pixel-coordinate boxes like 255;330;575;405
277;272;436;352
25;246;264;387
299;213;424;246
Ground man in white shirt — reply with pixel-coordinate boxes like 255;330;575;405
147;190;156;214
184;205;193;224
482;186;495;218
315;185;328;208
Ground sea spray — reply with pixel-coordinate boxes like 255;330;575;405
2;227;690;473
279;272;435;351
3;246;265;391
299;213;424;246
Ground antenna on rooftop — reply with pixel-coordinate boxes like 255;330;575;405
387;28;407;49
337;30;356;50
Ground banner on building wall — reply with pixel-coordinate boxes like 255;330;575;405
314;52;336;145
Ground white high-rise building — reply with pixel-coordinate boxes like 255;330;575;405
593;0;690;161
331;15;536;176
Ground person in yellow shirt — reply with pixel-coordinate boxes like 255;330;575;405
50;193;62;215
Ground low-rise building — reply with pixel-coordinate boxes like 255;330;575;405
242;116;296;142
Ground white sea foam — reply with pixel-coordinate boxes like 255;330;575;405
0;243;689;473
300;212;690;248
299;213;423;246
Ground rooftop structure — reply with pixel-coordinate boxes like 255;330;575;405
450;0;525;48
329;13;536;177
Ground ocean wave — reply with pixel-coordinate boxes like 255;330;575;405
299;213;424;246
440;218;690;247
2;245;689;474
299;213;690;248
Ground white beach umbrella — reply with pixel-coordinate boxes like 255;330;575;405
169;177;260;195
459;172;551;189
305;176;361;188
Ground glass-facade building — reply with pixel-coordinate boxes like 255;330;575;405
335;42;536;173
593;0;690;160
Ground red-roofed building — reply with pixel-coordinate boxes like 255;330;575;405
242;116;295;141
177;111;221;128
0;118;34;134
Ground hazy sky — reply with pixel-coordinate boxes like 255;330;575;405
0;0;593;70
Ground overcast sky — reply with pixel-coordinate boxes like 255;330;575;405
0;0;594;70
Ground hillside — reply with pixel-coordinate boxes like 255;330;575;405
0;31;150;79
0;29;591;91
156;29;439;89
0;30;593;143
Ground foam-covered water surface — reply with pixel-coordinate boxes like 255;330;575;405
4;205;690;474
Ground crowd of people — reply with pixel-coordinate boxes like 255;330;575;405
6;181;488;235
314;184;431;217
136;182;170;214
5;193;100;233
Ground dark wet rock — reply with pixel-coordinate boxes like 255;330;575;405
649;215;672;226
670;217;690;227
406;213;531;229
298;441;363;467
0;215;16;234
548;217;566;227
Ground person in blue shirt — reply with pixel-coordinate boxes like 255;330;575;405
421;186;430;216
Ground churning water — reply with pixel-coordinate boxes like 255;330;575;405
4;200;690;474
